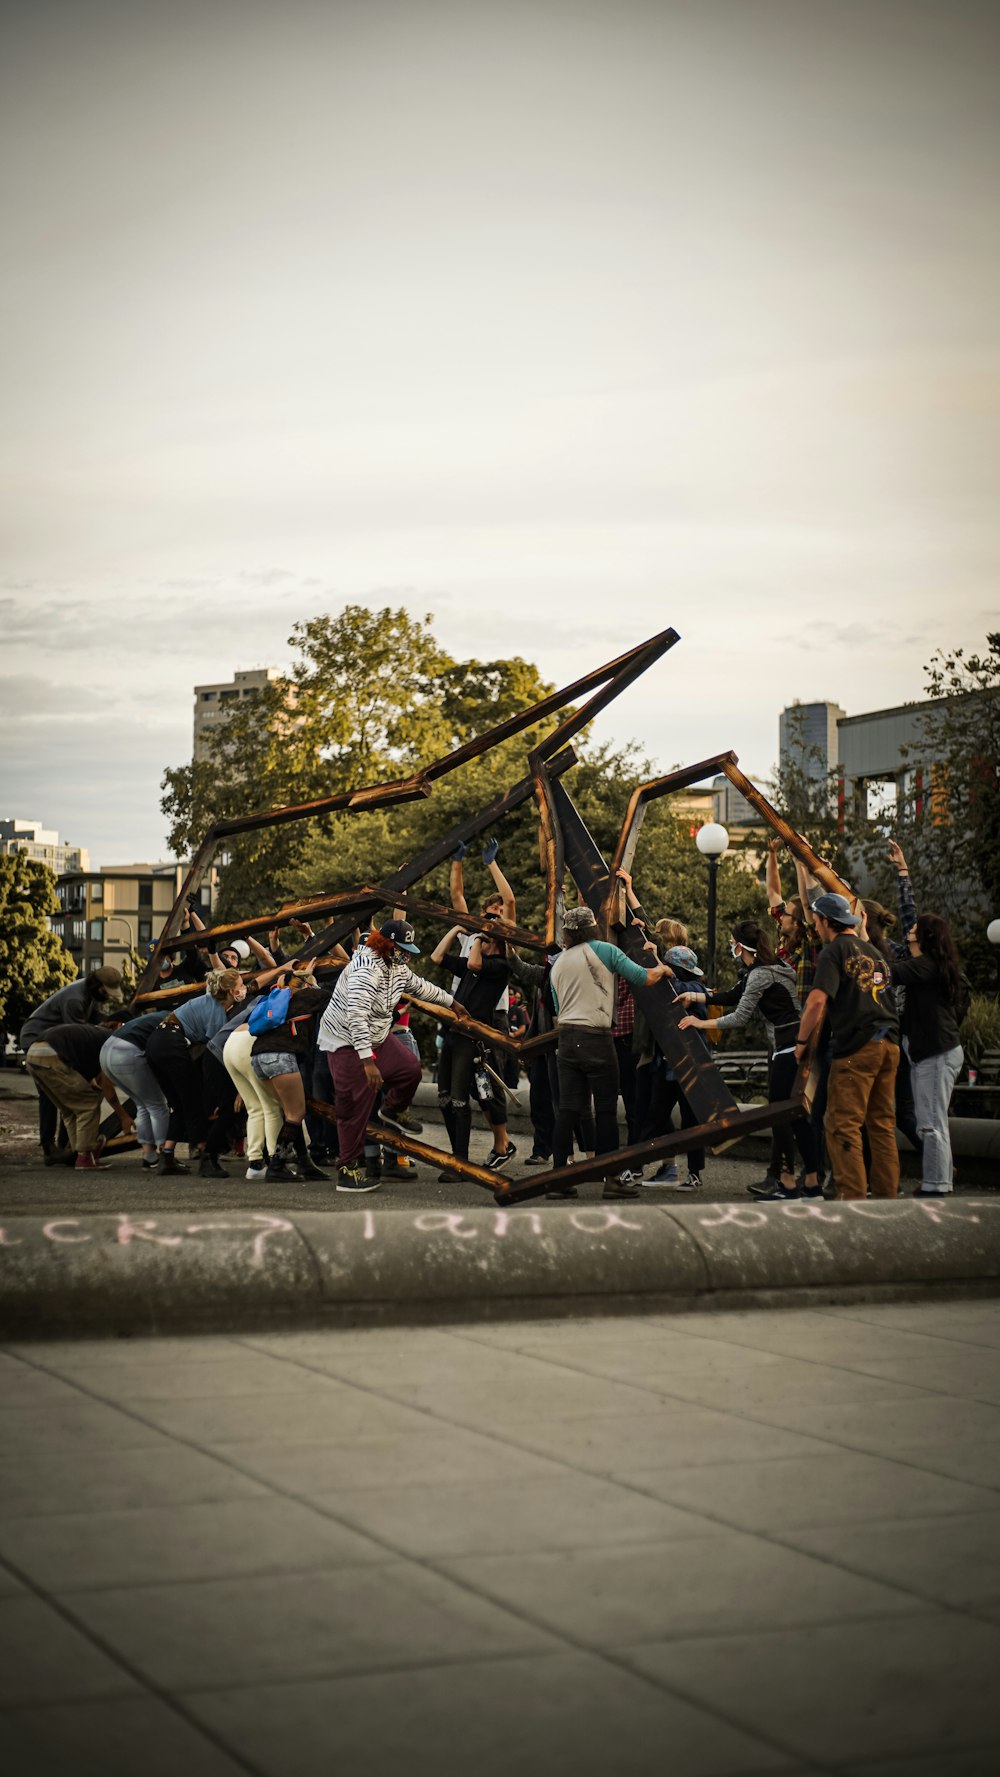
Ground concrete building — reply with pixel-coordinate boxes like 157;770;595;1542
52;863;219;976
0;819;89;876
193;667;284;762
778;700;847;784
779;693;977;829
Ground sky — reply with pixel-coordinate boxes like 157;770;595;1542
1;0;998;865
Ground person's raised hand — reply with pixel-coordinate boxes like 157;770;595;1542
768;836;782;857
482;838;499;866
451;840;469;862
886;838;908;873
615;867;632;885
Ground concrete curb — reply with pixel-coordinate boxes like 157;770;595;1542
2;1197;999;1337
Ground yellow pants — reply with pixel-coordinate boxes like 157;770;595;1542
222;1027;283;1163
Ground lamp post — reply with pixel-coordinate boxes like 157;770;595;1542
695;822;729;988
988;918;1000;1003
104;915;135;956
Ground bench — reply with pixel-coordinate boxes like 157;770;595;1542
716;1049;770;1097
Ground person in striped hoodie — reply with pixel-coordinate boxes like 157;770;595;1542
317;920;456;1192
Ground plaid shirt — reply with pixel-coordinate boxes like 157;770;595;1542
612;976;635;1038
769;903;820;998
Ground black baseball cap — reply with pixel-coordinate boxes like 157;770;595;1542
379;919;420;955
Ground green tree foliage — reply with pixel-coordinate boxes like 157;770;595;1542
891;636;1000;985
0;856;76;1041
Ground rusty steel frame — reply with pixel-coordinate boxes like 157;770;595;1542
133;626;842;1193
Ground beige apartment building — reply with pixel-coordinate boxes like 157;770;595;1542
1;818;89;875
52;863;219;975
193;667;286;761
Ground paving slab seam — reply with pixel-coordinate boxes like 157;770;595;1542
228;1328;1000;1582
0;1545;269;1777
806;1300;1000;1356
0;1343;856;1770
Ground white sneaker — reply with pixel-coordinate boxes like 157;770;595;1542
245;1162;267;1180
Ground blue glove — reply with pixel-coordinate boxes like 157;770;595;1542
482;838;499;865
451;840;469;862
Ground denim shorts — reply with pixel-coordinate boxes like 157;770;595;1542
251;1050;297;1081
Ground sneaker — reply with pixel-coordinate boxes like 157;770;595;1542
643;1163;678;1187
337;1164;380;1193
486;1142;517;1171
365;1155;382;1183
603;1175;642;1200
74;1151;110;1170
393;1108;424;1135
755;1182;802;1201
912;1185;949;1198
370;1107;409;1137
437;1168;458;1182
245;1162;267;1180
799;1182;825;1199
545;1184;579;1200
748;1172;781;1197
44;1148;77;1167
525;1153;551;1167
141;1155;160;1170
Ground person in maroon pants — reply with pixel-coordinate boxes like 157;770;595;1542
317;920;456;1192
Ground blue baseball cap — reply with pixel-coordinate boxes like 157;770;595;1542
665;945;703;977
812;892;861;928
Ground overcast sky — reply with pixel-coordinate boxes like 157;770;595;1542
2;0;997;866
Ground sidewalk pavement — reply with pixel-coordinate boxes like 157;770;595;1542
2;1299;1000;1775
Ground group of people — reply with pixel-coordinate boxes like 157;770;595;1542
20;834;970;1203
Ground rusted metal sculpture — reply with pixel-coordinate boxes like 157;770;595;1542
135;628;852;1203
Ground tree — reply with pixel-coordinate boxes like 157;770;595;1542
161;606;459;918
891;635;1000;986
0;856;76;1043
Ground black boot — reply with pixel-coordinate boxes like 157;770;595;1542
284;1122;329;1180
365;1152;382;1183
265;1144;290;1183
199;1152;227;1178
156;1150;189;1176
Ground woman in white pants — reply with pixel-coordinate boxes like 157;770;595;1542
890;912;968;1197
223;1024;284;1181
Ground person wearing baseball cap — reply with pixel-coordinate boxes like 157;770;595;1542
317;918;455;1192
794;890;901;1201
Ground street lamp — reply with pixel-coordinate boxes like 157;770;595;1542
695;822;729;988
104;915;136;955
988;918;1000;1003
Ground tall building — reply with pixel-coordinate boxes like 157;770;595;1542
778;701;847;784
0;819;89;876
52;862;219;975
193;667;284;761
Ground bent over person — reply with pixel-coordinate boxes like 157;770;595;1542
318;920;455;1193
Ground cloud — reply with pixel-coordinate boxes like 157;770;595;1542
0;675;94;718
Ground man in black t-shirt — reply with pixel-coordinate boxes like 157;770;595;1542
430;925;516;1170
24;1023;119;1170
794;893;900;1201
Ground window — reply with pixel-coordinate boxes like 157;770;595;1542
89;920;103;941
88;955;104;971
201;691;216;701
90;881;103;902
138;920;152;944
138;882;153;908
72;919;86;944
220;689;239;702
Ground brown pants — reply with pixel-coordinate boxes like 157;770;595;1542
825;1039;900;1200
26;1047;102;1154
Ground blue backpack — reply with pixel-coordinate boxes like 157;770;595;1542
248;985;292;1035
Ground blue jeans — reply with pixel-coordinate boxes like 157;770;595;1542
99;1034;170;1147
908;1042;963;1191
